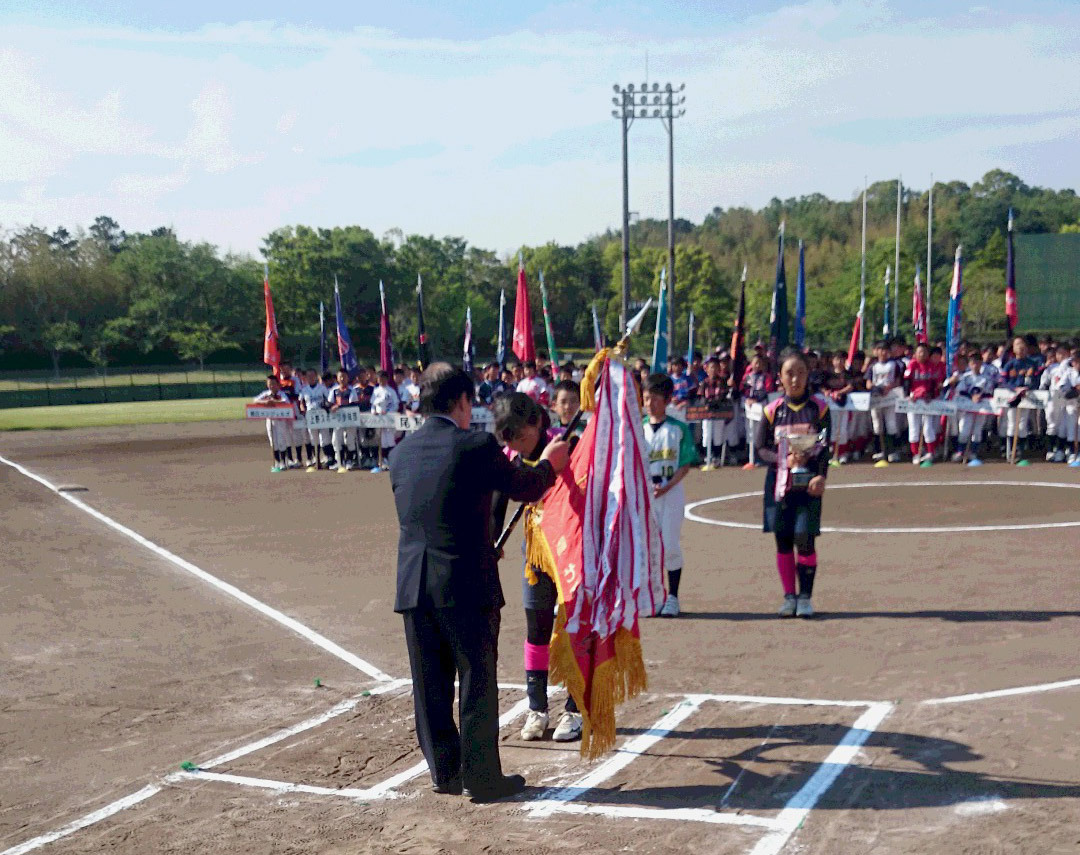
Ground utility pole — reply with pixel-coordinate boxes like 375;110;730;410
612;80;685;338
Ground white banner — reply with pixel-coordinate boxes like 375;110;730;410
248;405;495;432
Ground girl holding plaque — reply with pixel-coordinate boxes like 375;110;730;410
755;349;832;619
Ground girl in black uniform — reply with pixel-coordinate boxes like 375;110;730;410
491;393;582;742
755;349;832;619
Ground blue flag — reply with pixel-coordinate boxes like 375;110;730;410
651;268;669;374
769;224;789;358
334;276;358;378
945;246;963;373
794;239;806;348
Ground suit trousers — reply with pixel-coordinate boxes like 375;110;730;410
402;605;503;790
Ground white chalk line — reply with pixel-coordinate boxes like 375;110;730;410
748;702;894;855
0;454;393;682
0;786;162;855
541;802;784;829
0;683;411;855
178;696;534;803
527;697;706;818
527;694;895;853
922;677;1080;705
198;679;410;770
685;481;1080;533
171;770;391;802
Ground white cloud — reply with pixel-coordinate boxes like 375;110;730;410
0;2;1077;255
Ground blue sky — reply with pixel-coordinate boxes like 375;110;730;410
1;1;1077;257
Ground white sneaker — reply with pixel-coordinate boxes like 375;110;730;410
1046;450;1056;461
912;456;921;466
552;711;583;742
795;594;815;619
887;452;902;463
950;451;963;463
1052;449;1067;463
838;453;850;464
872;451;885;461
778;594;797;617
659;594;680;617
520;710;549;741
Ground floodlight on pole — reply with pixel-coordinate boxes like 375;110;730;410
611;80;686;344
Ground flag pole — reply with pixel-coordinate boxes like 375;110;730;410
894;177;901;334
860;177;867;350
927;173;933;340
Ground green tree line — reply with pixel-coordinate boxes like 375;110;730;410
1;169;1078;375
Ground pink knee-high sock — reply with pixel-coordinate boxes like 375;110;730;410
797;551;817;566
524;641;549;671
776;552;797;595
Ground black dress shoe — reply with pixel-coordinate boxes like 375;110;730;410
464;774;526;803
431;777;463;795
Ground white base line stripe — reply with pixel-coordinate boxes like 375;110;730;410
172;770;393;801
686;481;1080;534
923;678;1080;705
200;679;410;770
0;454;393;682
0;685;411;855
0;785;162;855
683;692;877;708
528;698;704;818
538;801;784;829
748;702;894;855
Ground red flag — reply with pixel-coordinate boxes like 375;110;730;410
263;266;281;377
526;354;664;758
512;258;537;363
845;301;863;370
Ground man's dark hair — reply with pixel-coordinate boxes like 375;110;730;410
554;379;579;398
644;372;674;400
523;360;537;370
419;362;474;415
321;372;334;383
378;370;390;381
267;373;278;381
493;392;548;444
485;361;501;371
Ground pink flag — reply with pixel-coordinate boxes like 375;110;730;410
512;257;537;363
845;301;863;370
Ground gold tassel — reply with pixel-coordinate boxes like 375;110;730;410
579;348;609;413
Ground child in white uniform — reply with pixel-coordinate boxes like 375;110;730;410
642;373;700;618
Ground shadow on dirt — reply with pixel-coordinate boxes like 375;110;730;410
681;610;1080;622
549;721;1080;813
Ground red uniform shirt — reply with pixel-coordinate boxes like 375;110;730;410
904;359;939;400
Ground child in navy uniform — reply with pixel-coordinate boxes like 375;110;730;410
755;349;832;619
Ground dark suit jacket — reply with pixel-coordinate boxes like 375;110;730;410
390;416;556;613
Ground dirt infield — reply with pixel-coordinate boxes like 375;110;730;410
2;420;1079;854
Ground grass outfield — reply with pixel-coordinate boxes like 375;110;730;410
0;369;252;391
0;398;250;430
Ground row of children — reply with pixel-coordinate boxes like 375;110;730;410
650;333;1080;468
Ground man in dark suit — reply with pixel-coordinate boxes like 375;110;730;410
390;362;568;802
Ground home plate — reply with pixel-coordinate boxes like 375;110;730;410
954;796;1008;816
